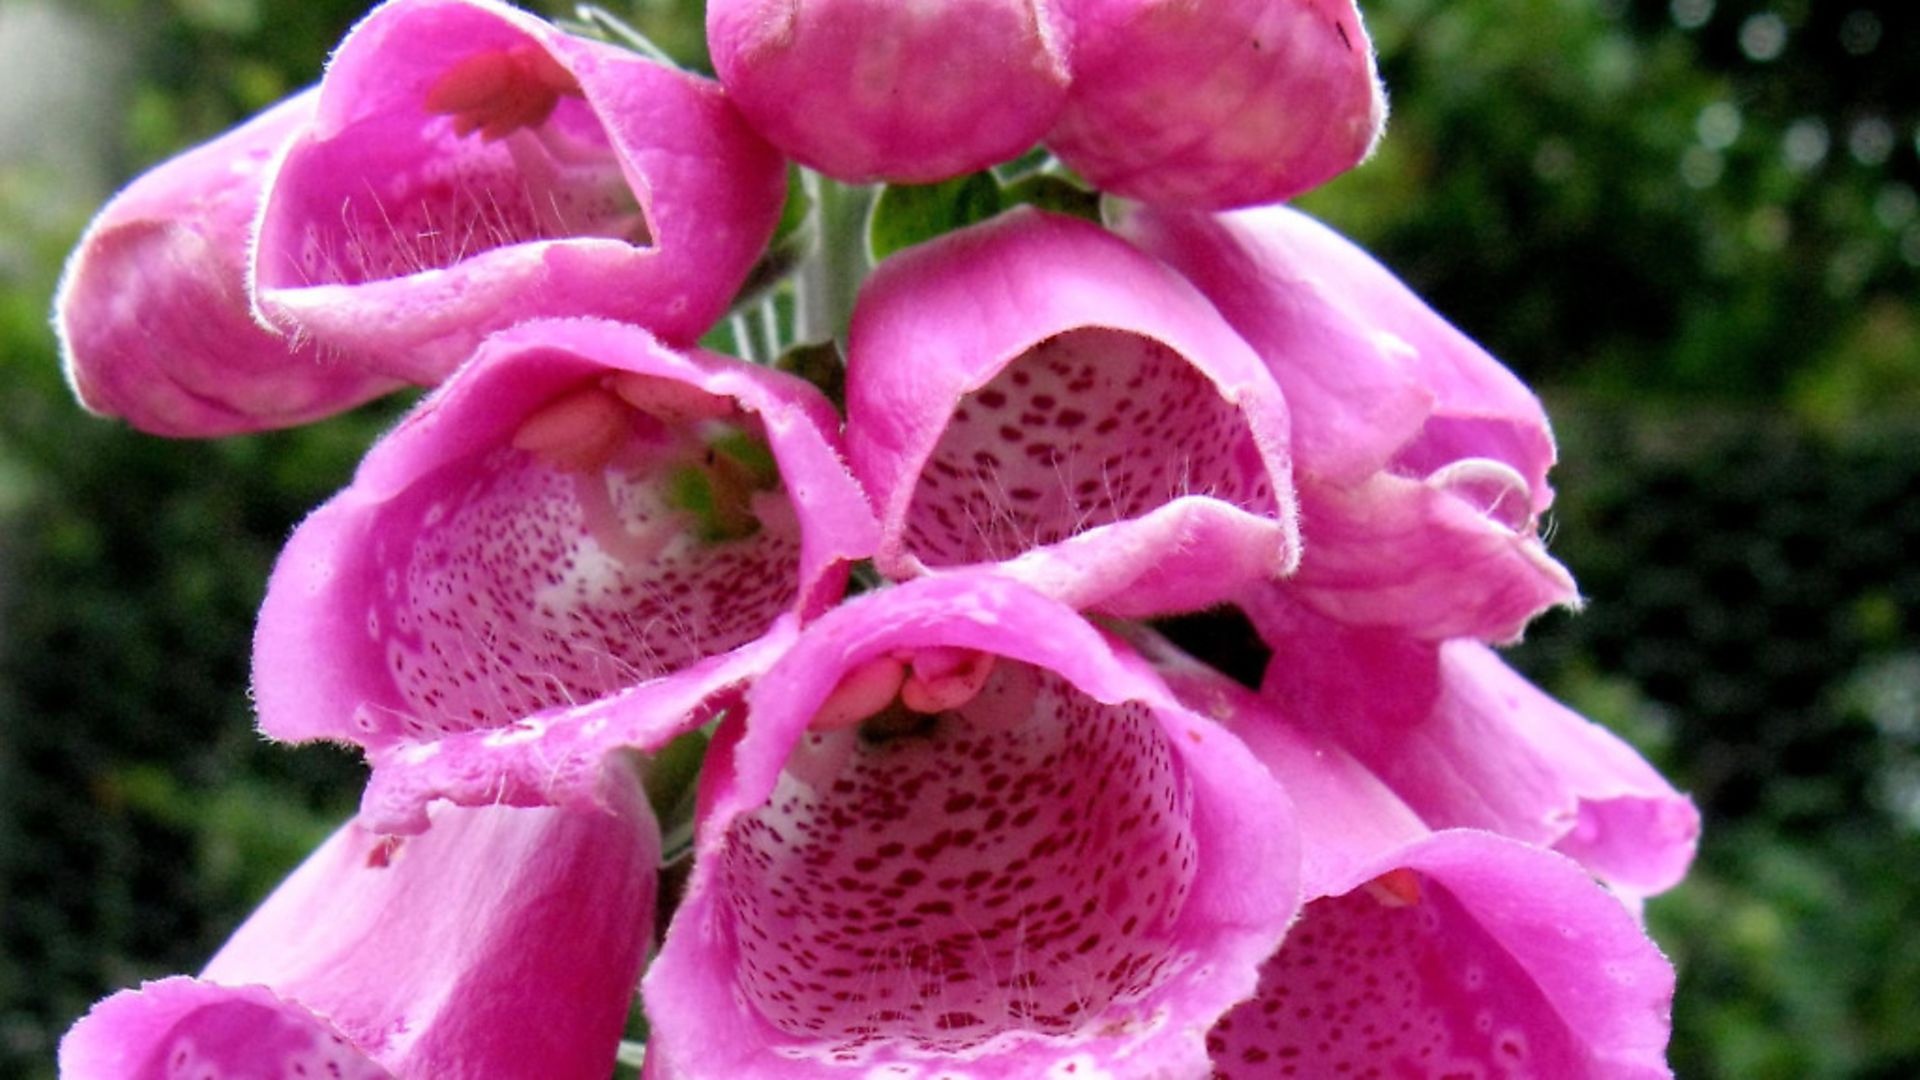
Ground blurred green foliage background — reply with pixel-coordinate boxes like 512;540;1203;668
1;1;1916;1077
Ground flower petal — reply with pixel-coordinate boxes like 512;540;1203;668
1252;593;1701;899
254;317;874;749
708;0;1070;182
644;574;1298;1079
63;792;657;1080
1119;202;1577;641
251;0;785;379
1048;0;1386;209
54;90;399;436
847;208;1297;616
1210;832;1676;1079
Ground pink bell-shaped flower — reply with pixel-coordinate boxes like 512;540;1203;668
1247;592;1700;901
60;790;657;1080
254;317;875;759
642;574;1301;1079
1155;657;1678;1077
1119;200;1580;642
53;91;400;436
1048;0;1387;209
250;0;786;382
707;0;1072;183
846;208;1298;617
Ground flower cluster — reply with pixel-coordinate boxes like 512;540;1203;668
53;1;1698;1078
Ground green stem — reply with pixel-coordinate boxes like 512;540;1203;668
797;172;876;348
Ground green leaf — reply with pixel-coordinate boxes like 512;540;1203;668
867;172;1004;261
999;173;1102;224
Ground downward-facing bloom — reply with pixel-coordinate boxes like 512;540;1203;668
643;574;1300;1079
254;317;875;760
1158;656;1679;1078
1249;592;1701;901
53;91;400;436
846;208;1298;617
706;0;1072;183
1118;201;1579;642
61;791;657;1080
250;0;786;382
1047;0;1387;209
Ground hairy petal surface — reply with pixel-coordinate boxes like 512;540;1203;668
255;318;874;750
251;0;784;380
709;0;1070;183
644;575;1299;1079
847;208;1297;616
1252;593;1701;899
1048;0;1385;209
62;791;657;1080
54;90;399;436
1119;202;1577;641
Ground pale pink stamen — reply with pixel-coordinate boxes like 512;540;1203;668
511;385;632;472
810;655;908;731
1361;867;1425;908
900;647;997;713
607;372;739;424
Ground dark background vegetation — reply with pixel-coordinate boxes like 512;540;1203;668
1;1;1915;1076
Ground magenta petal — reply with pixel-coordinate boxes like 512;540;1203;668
1211;832;1675;1079
63;793;657;1080
1286;470;1580;642
1255;594;1701;898
53;90;399;436
1048;0;1385;209
254;318;874;749
709;0;1070;182
251;0;784;380
847;208;1298;615
644;574;1299;1079
62;979;393;1080
1120;202;1578;640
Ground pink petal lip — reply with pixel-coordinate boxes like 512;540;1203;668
847;208;1299;616
643;574;1301;1079
249;0;785;382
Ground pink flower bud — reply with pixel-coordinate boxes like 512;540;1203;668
707;0;1072;182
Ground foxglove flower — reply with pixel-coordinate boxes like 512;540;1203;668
1119;201;1579;642
846;208;1298;617
1047;0;1387;209
250;0;785;381
254;318;875;766
1161;660;1677;1078
643;574;1300;1079
1250;592;1700;900
707;0;1071;183
61;791;657;1080
53;91;400;436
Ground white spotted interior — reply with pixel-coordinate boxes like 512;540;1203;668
366;414;799;736
905;328;1278;565
1206;876;1586;1079
722;661;1201;1061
